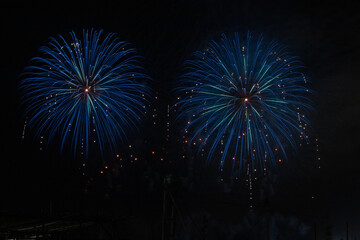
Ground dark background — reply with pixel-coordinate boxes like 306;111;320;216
1;0;359;239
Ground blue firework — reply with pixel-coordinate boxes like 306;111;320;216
21;29;150;157
176;33;312;172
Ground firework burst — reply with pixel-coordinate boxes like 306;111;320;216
176;33;312;173
21;29;150;157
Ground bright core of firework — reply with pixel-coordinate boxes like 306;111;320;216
21;29;150;157
176;33;312;173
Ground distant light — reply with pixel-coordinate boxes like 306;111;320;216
85;88;89;92
244;98;248;102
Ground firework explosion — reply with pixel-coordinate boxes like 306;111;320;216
176;33;312;173
21;29;150;157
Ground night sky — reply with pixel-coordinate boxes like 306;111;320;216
1;0;360;239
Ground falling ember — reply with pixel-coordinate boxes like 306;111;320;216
21;119;27;140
